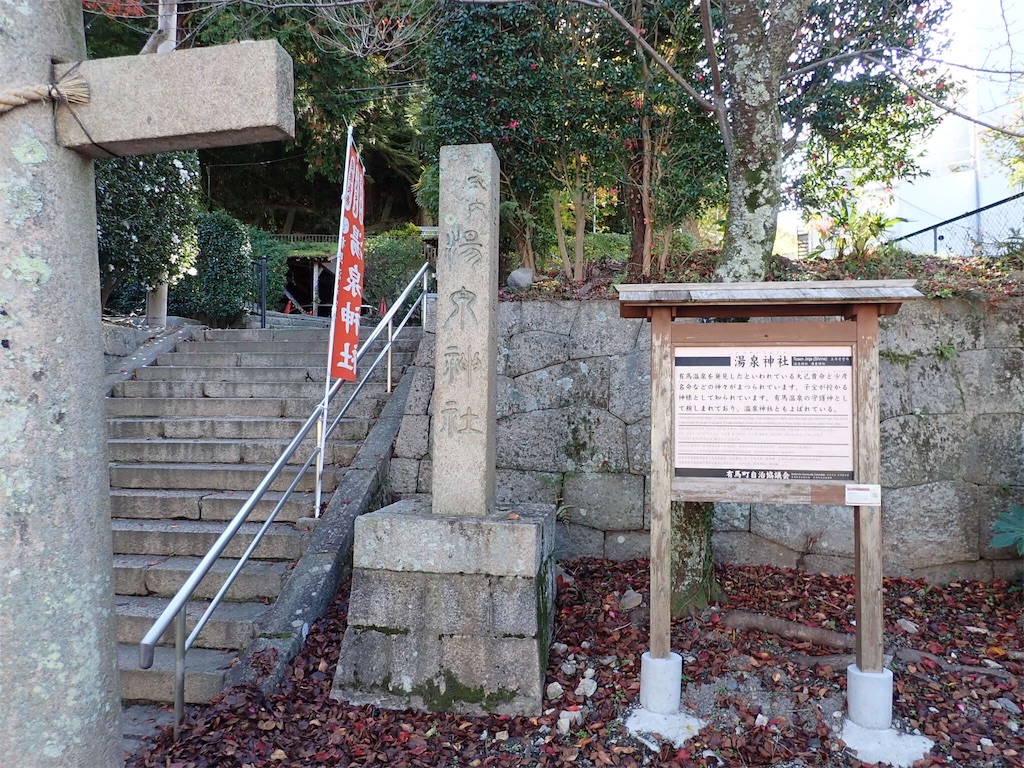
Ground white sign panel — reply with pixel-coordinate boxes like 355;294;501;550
845;483;881;506
674;345;854;481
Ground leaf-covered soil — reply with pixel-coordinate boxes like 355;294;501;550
498;250;1024;302
128;561;1024;768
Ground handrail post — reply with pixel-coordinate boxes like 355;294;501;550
422;269;429;327
174;606;186;739
314;414;325;518
260;254;268;329
386;317;394;393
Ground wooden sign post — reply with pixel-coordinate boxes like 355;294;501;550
616;280;921;729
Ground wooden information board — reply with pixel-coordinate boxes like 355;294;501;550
616;280;921;678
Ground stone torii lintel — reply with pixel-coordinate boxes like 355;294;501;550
55;39;294;158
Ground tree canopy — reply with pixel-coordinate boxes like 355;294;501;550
83;0;956;281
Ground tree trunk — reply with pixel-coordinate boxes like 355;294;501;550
657;225;672;274
625;179;646;277
571;188;588;282
640;115;655;276
553;190;571;279
670;500;717;614
514;220;536;272
714;0;806;282
100;274;118;310
717;133;782;282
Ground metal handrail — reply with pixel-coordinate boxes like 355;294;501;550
887;190;1024;249
138;262;433;736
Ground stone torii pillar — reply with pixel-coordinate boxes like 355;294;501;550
0;3;292;764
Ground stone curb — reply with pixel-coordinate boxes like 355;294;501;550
104;324;204;392
226;364;416;693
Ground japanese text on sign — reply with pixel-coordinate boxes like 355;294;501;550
329;135;366;381
674;345;854;481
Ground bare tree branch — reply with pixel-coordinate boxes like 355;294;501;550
783;48;885;81
699;0;732;155
894;49;1024;77
312;0;439;73
865;53;1024;139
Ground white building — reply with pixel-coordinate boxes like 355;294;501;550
886;0;1024;255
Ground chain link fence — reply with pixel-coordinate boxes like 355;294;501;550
888;191;1024;257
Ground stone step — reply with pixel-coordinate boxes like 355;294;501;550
110;488;314;523
159;342;415;364
108;437;357;466
106;394;384;419
133;361;411;383
108;416;372;441
118;643;233;704
156;352;326;368
111;519;307;561
122;703;174;758
174;340;331;355
116;595;265;649
201;325;422;343
112;380;346;399
203;328;332;342
114;554;289;600
108;462;344;492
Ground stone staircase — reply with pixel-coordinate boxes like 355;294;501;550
109;326;417;705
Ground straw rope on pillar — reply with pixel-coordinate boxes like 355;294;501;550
0;72;90;116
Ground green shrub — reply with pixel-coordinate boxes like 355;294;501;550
286;240;335;259
364;224;426;309
583;232;630;262
246;228;290;310
991;503;1024;556
170;212;254;326
97;151;201;311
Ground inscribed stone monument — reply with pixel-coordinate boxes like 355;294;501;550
332;144;555;715
432;144;499;517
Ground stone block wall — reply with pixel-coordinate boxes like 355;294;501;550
389;297;1024;581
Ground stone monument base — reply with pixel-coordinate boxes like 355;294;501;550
330;497;556;715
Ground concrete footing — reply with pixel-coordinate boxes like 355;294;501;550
846;663;894;730
841;720;935;767
639;652;682;714
330;497;556;715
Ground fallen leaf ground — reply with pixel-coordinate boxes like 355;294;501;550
129;560;1023;768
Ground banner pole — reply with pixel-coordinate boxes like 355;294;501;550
317;126;356;517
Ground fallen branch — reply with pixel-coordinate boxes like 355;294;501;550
789;653;855;669
788;648;1014;680
896;648;1012;680
720;610;855;650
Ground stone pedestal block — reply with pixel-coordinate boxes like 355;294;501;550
332;498;556;715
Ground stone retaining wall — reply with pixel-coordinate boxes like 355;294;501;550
389;297;1024;581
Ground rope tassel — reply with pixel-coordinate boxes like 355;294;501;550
0;71;90;116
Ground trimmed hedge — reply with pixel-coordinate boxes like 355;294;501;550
246;227;290;311
364;224;426;309
170;212;254;326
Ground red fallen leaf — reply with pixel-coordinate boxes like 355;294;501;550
126;562;1024;768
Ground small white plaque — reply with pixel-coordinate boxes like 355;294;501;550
845;484;881;506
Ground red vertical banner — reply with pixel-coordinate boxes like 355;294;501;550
328;133;366;381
